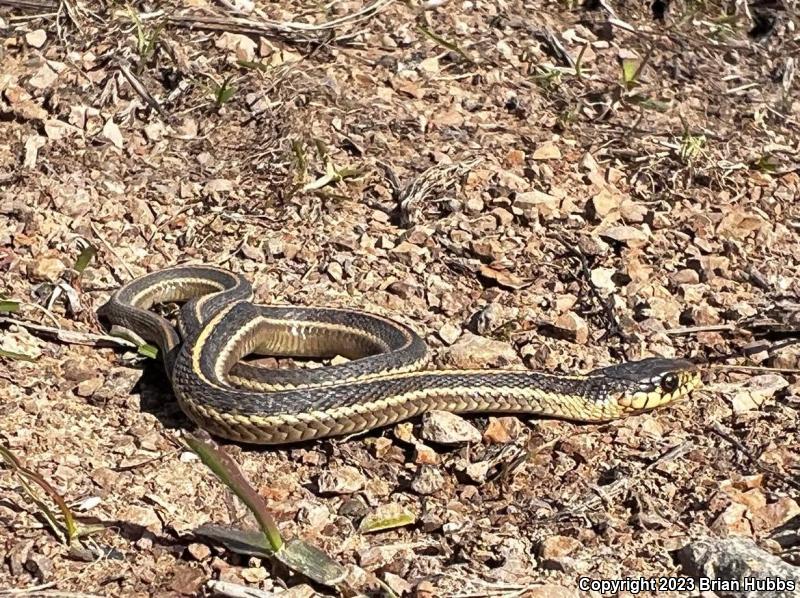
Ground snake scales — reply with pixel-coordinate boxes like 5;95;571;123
98;265;701;444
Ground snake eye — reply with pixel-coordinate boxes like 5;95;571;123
660;373;680;394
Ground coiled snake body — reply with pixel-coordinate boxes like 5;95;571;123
98;265;701;444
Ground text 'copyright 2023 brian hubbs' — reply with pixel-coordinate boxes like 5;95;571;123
578;576;796;594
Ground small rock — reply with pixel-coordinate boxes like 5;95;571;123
590;267;617;291
589;188;620;217
28;63;58;89
539;535;581;572
540;535;581;559
415;579;437;598
730;374;789;414
411;465;444;495
532;141;562;160
479;265;527;290
8;540;34;576
102;118;124;149
753;497;800;532
597;224;650;246
464;196;484;213
25;553;54;581
711;502;753;536
339;496;370;519
492;207;514;226
170;565;205;595
472;303;518;335
576;234;610;256
514;190;560;219
679;537;800;597
29;256;64;282
444;332;520;368
438;322;461;345
414;443;440;465
359;503;416;533
317;466;365;494
683;304;720;327
0;328;42;360
505;148;525;167
620;199;647;222
240;566;268;583
215;32;257;61
483;417;524;444
357;544;413;571
464;460;491;483
670;268;700;285
25;29;47;48
371;436;394;459
384;572;413;596
5;85;48;121
552;312;589;344
76;377;103;398
421;411;482;445
186;543;211;561
392;241;430;266
327;261;344;283
297;501;332;528
204;178;233;193
393;422;416;444
118;504;161;532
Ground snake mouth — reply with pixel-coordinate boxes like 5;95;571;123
615;366;703;412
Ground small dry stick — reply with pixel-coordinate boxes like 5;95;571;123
90;222;135;279
0;316;135;349
116;59;170;120
553;440;694;519
709;421;800;492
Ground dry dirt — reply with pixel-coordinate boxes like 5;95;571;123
1;0;800;596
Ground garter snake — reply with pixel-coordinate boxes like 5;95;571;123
98;265;701;445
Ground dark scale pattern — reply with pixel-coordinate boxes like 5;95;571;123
102;265;698;444
194;301;429;390
100;265;253;372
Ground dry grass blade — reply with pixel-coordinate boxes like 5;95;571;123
183;431;284;551
0;0;57;9
184;432;349;587
159;0;394;44
0;316;136;349
0;444;78;544
115;59;170;121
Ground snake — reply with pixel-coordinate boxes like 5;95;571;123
97;265;702;445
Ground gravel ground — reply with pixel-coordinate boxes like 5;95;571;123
1;0;799;596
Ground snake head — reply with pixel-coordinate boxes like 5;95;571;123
592;357;702;414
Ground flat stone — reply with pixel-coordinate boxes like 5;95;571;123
483;417;524;444
443;332;520;368
317;465;365;494
421;411;482;445
411;464;444;495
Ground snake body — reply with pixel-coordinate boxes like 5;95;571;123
98;265;701;445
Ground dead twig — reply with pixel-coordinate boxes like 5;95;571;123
157;0;395;45
115;59;170;121
90;222;135;280
555;236;629;351
552;440;694;520
709;421;800;492
0;0;57;9
0;316;135;349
